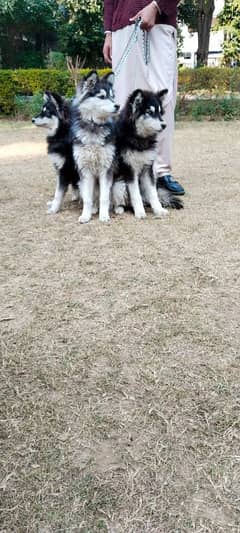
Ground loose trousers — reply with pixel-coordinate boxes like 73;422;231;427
112;24;177;177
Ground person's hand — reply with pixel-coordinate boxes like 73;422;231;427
130;2;159;31
103;33;112;65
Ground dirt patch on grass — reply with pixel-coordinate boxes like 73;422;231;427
0;121;240;532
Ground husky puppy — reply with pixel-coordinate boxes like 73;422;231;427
32;92;80;214
71;71;119;223
112;89;183;218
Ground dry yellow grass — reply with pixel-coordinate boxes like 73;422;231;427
0;120;240;533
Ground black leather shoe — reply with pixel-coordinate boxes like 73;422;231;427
157;175;185;195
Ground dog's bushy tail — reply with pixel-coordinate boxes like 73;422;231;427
157;187;184;209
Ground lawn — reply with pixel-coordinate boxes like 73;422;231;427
0;121;240;532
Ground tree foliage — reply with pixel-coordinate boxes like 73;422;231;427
178;0;198;31
0;0;105;67
0;0;59;67
0;0;221;69
179;0;215;66
217;0;240;65
57;0;104;67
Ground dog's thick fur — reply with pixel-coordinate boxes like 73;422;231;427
112;89;183;217
32;91;80;214
71;71;119;223
33;82;183;221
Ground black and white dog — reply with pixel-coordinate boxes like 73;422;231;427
32;82;182;220
71;71;119;223
112;89;183;217
32;91;80;214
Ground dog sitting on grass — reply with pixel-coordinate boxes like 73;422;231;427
32;80;183;220
112;88;183;218
32;91;80;214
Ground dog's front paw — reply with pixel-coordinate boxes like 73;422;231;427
99;214;110;223
47;201;60;214
134;210;146;219
114;206;124;215
79;214;91;224
153;207;169;218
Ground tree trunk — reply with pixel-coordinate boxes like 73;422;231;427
197;0;215;66
35;33;43;52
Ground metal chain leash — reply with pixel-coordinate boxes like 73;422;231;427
143;28;150;65
114;18;150;79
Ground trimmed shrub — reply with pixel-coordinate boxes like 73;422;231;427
0;68;111;114
0;66;240;116
178;66;240;94
0;71;16;114
14;93;43;120
176;96;240;121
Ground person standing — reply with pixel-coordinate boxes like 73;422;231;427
103;0;185;195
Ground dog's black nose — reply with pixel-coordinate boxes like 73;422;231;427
161;123;166;130
114;104;120;112
32;118;35;123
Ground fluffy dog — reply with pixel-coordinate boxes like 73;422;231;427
71;71;119;223
32;91;80;214
112;89;183;218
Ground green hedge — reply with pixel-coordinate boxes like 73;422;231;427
0;67;240;115
0;68;110;114
178;67;240;94
176;96;240;121
0;71;16;114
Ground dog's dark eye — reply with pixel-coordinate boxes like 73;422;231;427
147;106;157;116
97;91;107;99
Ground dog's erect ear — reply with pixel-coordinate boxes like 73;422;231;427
51;92;65;109
43;91;51;103
102;72;114;86
129;89;144;114
43;91;64;111
156;88;168;101
76;70;99;100
85;70;99;87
